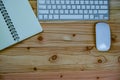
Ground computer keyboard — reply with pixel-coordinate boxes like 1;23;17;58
37;0;109;20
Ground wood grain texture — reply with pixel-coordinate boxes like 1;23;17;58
0;71;120;80
0;0;120;80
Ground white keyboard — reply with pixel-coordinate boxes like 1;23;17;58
37;0;109;20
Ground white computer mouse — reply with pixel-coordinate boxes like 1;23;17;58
95;22;111;51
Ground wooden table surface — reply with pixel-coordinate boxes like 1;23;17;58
0;0;120;80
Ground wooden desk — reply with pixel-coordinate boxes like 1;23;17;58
0;0;120;80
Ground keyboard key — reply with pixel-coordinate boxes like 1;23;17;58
104;16;109;19
75;10;79;14
72;5;76;9
95;16;99;19
56;1;60;4
39;5;46;9
55;10;59;14
77;5;81;9
84;10;88;14
98;10;108;14
96;5;100;9
38;15;43;20
99;1;103;4
60;10;64;14
65;10;69;14
101;5;108;9
67;5;71;9
46;1;50;4
82;5;85;9
66;1;70;4
80;1;84;4
86;5;90;9
61;0;65;4
90;15;94;19
44;15;48;19
50;10;54;14
71;1;74;4
60;15;83;19
53;15;59;19
90;1;94;4
57;5;62;9
99;15;104;19
95;1;98;4
39;0;45;4
94;10;97;14
39;10;49;14
104;1;108;4
84;15;89;19
89;10;92;14
62;5;66;9
75;1;79;4
79;10;83;14
48;5;52;9
51;1;55;4
52;5;56;9
91;5;95;9
70;10;74;14
49;15;53;19
85;1;89;4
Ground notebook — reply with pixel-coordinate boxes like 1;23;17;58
0;0;43;50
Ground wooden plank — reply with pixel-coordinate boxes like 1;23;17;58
0;46;120;73
0;71;120;80
6;23;120;47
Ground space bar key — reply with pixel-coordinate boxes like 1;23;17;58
60;15;83;19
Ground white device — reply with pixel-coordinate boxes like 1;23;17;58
37;0;109;21
95;22;111;51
